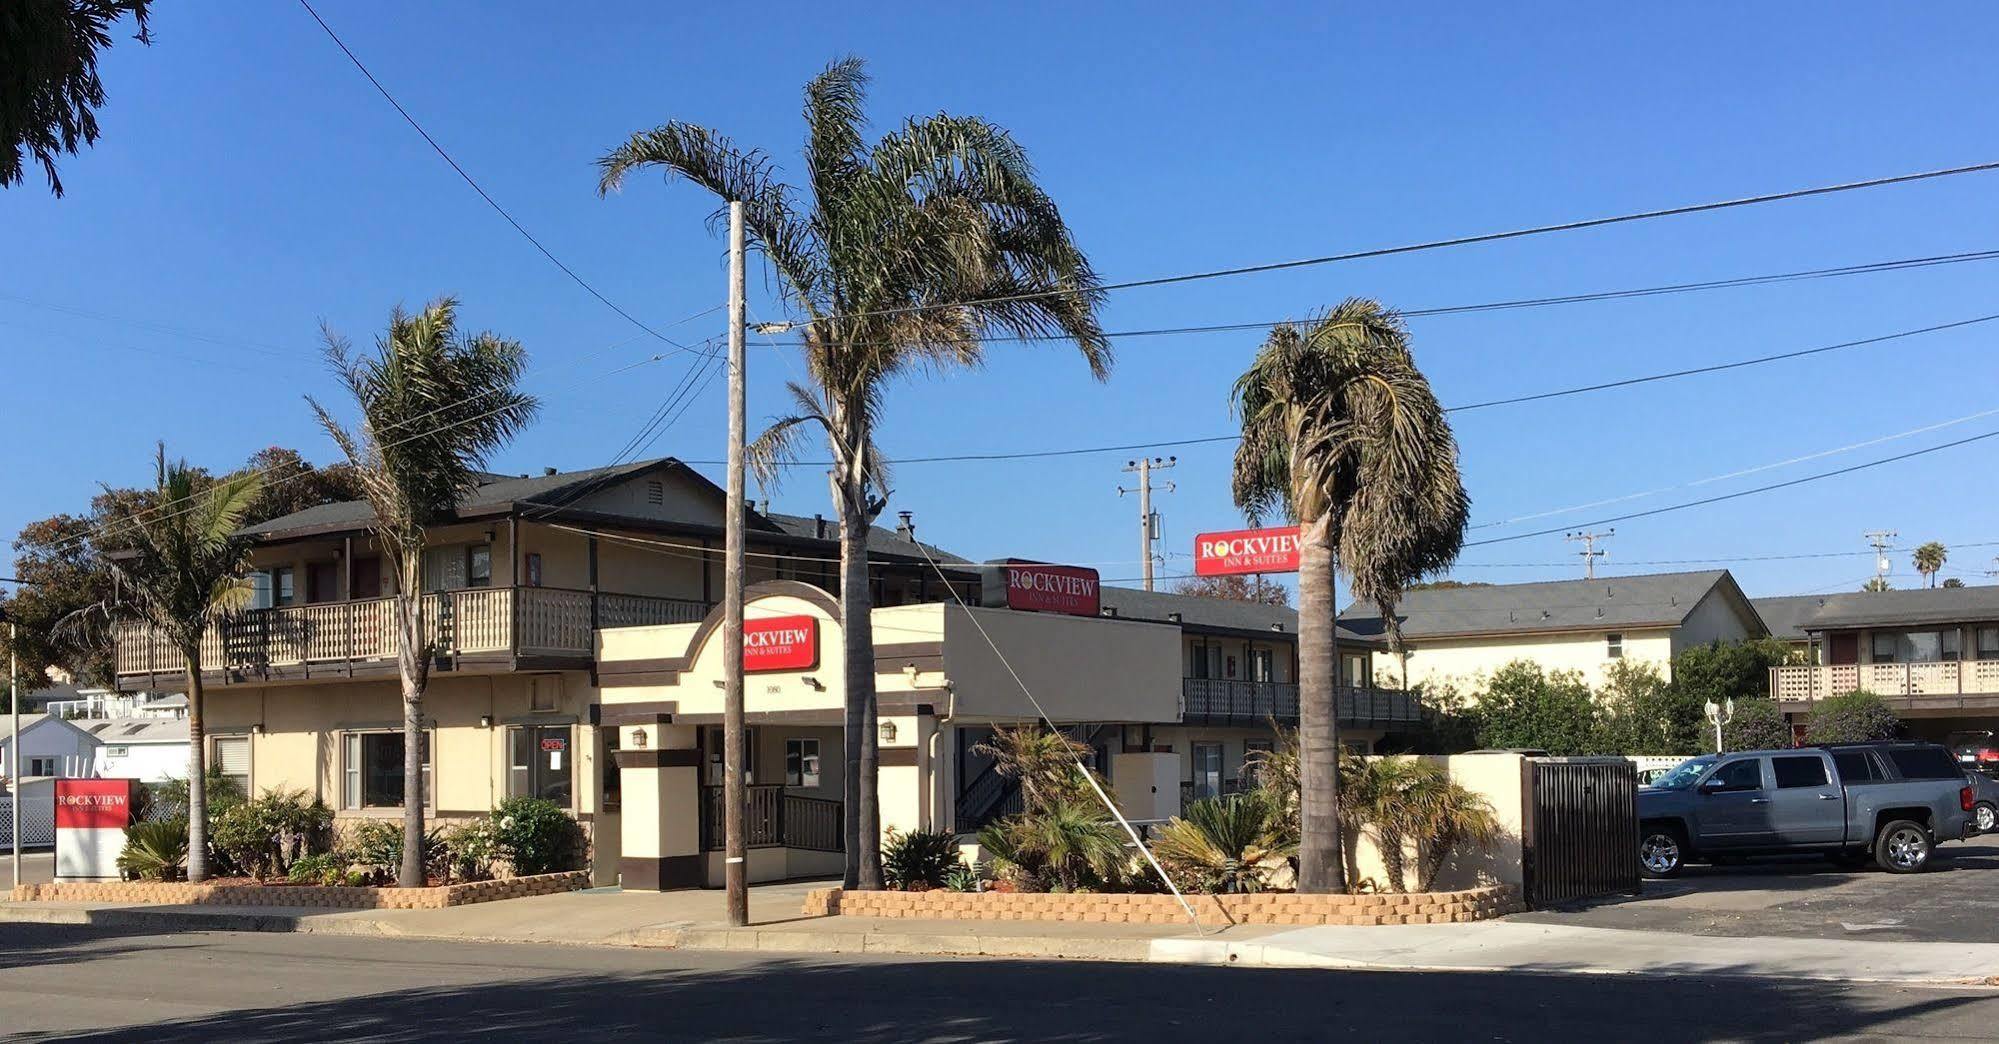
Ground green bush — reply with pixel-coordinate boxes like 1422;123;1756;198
1471;662;1599;755
443;818;499;882
148;769;247;820
1806;690;1902;744
882;828;961;890
286;851;347;886
1153;792;1293;894
492;797;583;876
345;820;448;884
1723;697;1794;752
942;861;981;893
118;818;188;881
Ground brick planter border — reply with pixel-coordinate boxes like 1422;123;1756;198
804;883;1523;926
10;870;590;911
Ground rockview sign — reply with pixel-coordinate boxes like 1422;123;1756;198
1193;526;1302;576
743;614;819;673
980;560;1101;616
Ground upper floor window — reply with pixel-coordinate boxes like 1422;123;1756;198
1250;648;1275;682
272;567;296;608
1979;627;1999;661
467;544;493;588
1871;629;1960;663
1606;633;1623;659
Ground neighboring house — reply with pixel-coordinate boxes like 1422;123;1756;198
1340;570;1767;692
83;719;190;783
44;689;186;721
1768;586;1999;742
0;715;101;780
1750;595;1823;659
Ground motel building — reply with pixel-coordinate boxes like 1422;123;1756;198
109;457;1419;889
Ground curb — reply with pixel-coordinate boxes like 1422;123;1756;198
635;925;1156;962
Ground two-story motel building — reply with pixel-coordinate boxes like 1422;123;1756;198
111;458;1418;887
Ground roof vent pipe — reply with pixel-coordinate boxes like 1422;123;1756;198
896;511;916;539
814;513;826;539
544;467;558;476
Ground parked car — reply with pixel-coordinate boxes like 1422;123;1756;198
1636;742;1975;877
1947;730;1999;777
1966;770;1999;833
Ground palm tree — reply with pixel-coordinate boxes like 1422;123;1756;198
1913;542;1948;588
87;446;262;882
1;0;151;196
309;298;537;888
598;57;1109;889
1232;300;1469;893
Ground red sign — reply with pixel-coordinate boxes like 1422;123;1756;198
539;737;567;752
1194;526;1302;576
54;779;135;830
745;615;819;673
1002;561;1102;616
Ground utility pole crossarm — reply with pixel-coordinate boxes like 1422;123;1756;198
1564;529;1614;580
1119;457;1176;591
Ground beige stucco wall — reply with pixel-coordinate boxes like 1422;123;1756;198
924;604;1183;724
1346;753;1527;893
1375;627;1676;694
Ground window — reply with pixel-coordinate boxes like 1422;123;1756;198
1707;758;1763;792
467;544;492;588
272;567;296;608
1606;633;1624;659
26;757;57;777
1250;648;1275;683
524;552;543;588
1980;627;1999;661
702;725;756;785
1871;631;1897;662
602;727;622;811
509;725;573;805
1871;629;1961;663
342;731;430;809
1772;755;1829;789
1190;743;1223;799
213;736;250;796
1340;652;1369;688
1242;739;1275;786
1832;750;1880;783
1886;745;1961;780
785;739;822;788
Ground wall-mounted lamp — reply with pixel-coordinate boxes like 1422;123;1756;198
878;720;898;745
903;663;920;685
632;728;648;749
250;724;263;735
478;714;493;729
801;675;824;691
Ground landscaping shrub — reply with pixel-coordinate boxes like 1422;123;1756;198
942;861;981;893
1153;791;1294;894
148;769;246;819
443;818;500;882
882;828;960;890
1723;696;1795;752
1806;690;1901;744
345;820;448;885
285;851;347;886
492;797;583;876
118;818;189;881
208;788;334;880
983;797;1126;892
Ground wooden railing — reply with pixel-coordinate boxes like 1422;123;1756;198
1771;660;1999;703
1179;679;1420;726
114;587;714;678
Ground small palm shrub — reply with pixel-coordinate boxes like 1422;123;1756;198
1153;791;1295;894
492;797;584;876
995;797;1127;891
118;818;189;881
211;788;335;880
1413;781;1500;892
882;828;960;890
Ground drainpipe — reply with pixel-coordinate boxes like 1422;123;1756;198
927;680;957;833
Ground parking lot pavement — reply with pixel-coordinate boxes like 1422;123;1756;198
1515;833;1999;943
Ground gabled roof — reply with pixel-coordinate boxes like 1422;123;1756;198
1099;586;1381;645
761;512;971;565
1339;570;1757;641
1750;595;1828;641
1783;585;1999;632
0;714;100;747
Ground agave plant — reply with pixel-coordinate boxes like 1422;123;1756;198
117;817;188;882
1153;791;1296;894
991;797;1126;891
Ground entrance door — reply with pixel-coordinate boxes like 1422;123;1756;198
351;556;382;599
1828;633;1859;665
1191;742;1223;799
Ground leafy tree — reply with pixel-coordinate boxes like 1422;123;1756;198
1169;574;1290;606
309;298;537;888
1661;638;1797;752
599;58;1108;889
1593;660;1688;754
1;0;151;196
1722;697;1793;752
1805;690;1901;744
1471;661;1599;756
1230;301;1468;894
1862;577;1892;593
1912;541;1948;589
1943;578;1967;589
241;446;366;523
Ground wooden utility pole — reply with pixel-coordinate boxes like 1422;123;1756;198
1119;457;1176;591
723;200;749;927
1564;528;1613;580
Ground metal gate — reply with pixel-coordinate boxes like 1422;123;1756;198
1524;757;1639;908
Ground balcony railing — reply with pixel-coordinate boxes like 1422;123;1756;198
114;586;710;680
1771;660;1999;705
1179;679;1420;727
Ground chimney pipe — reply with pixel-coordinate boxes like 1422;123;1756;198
896;510;915;539
814;513;826;539
543;466;557;476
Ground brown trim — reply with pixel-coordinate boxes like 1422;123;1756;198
599;581;841;681
621;854;704;891
874;641;943;662
598;702;678;726
877;748;919;767
615;748;700;769
665;701;935;726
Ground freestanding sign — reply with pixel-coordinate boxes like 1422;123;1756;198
1193;526;1303;576
979;560;1102;616
54;778;138;881
743;615;819;673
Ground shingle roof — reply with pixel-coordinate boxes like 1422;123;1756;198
762;512;972;565
1750;595;1827;641
1099;586;1380;645
239;459;695;538
1338;570;1746;640
82;718;189;743
1782;585;1999;632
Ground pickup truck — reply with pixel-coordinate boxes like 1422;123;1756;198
1636;742;1975;877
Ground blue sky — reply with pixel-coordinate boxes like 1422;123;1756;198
5;2;1997;600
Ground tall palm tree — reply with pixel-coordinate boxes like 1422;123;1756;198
1913;541;1947;588
1231;300;1468;893
598;57;1109;889
309;298;537;888
89;446;262;882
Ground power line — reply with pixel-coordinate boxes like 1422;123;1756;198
295;0;707;358
799;159;1999;328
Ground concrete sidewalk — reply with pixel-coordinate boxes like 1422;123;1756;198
4;888;1997;984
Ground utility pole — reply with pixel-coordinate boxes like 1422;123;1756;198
723;201;749;927
1119;457;1176;591
7;616;17;889
1565;529;1614;580
1865;530;1898;589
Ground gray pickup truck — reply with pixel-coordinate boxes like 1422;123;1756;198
1637;742;1975;877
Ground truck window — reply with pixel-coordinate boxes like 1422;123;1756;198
1772;755;1829;789
1886;746;1960;780
1832;750;1879;783
1708;758;1764;792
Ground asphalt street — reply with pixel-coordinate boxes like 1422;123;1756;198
0;923;1991;1041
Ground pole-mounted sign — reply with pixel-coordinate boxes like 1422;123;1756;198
1193;526;1302;576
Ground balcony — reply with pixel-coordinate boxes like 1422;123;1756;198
1179;678;1420;728
1771;660;1999;711
115;586;710;687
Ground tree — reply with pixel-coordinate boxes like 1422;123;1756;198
1805;690;1901;744
1912;542;1948;589
1943;578;1967;589
1;0;151;197
1722;697;1793;752
1470;661;1600;755
309;298;537;888
1663;637;1797;753
74;446;261;881
599;58;1108;889
1169;574;1290;606
1862;577;1892;593
1230;301;1469;893
1593;660;1681;754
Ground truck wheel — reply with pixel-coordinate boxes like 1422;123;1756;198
1976;802;1996;834
1639;824;1686;878
1874;820;1933;873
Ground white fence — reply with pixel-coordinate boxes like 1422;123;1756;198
0;793;56;849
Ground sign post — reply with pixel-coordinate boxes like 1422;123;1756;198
54;778;138;882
